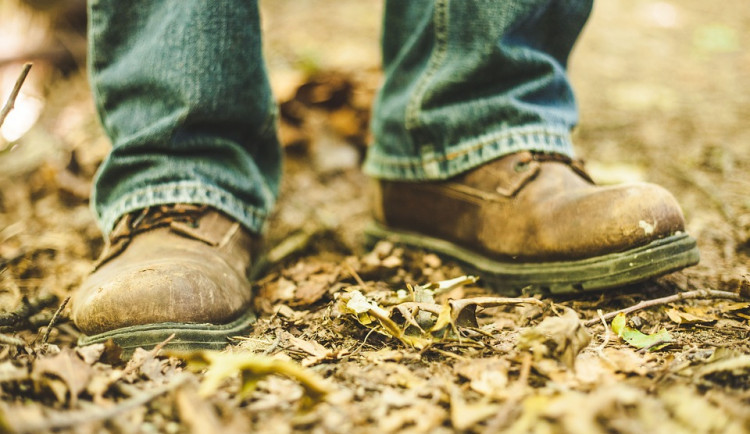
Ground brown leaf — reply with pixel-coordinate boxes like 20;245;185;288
454;358;509;398
76;343;105;364
665;308;716;325
32;348;92;405
293;273;337;306
176;386;224;434
99;339;124;365
450;386;501;431
517;309;591;369
0;361;28;383
280;331;334;366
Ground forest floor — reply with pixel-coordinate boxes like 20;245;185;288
0;0;748;432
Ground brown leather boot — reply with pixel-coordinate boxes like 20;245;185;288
369;151;700;295
72;204;259;353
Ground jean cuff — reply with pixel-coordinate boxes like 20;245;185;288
364;124;576;181
94;181;268;237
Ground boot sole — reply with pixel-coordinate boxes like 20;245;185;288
77;310;256;357
365;221;700;295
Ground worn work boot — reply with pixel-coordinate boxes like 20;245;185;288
368;151;700;295
72;204;259;353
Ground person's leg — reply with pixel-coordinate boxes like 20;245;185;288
366;0;587;180
89;0;279;235
366;0;699;294
73;0;279;353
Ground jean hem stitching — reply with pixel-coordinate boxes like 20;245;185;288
364;124;574;180
96;182;268;236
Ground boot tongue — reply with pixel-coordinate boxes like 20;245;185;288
94;204;218;269
453;151;594;197
454;151;541;197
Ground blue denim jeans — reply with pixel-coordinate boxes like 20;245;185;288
89;0;592;236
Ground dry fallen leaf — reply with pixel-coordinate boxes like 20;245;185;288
31;348;93;406
176;385;224;433
454;357;509;398
517;309;591;369
0;361;27;383
76;343;105;364
450;386;500;431
174;350;332;403
665;308;716;325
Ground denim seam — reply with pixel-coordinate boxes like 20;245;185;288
364;124;574;180
404;0;449;132
87;3;108;141
369;124;572;168
96;181;268;236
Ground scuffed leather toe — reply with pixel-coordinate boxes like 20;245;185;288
71;206;257;341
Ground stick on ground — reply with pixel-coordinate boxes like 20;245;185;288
41;296;71;344
0;63;33;128
584;289;745;327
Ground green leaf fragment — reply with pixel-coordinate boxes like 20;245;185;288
611;313;673;351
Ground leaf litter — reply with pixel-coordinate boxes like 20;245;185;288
1;0;750;432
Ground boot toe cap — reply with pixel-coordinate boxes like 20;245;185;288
545;182;687;258
72;259;250;335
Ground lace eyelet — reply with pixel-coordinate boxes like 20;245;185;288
514;161;531;172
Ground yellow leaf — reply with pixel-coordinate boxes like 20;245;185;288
665;308;716;325
173;351;331;402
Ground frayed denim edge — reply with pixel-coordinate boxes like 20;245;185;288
363;124;576;181
95;181;268;237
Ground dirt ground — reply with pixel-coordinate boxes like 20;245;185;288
0;0;749;432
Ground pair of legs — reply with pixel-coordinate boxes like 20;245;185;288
73;0;699;352
88;0;587;234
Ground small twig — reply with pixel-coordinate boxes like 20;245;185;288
594;309;612;363
262;329;283;355
148;332;176;357
40;296;71;344
0;63;32;129
10;375;188;433
350;327;377;356
344;259;368;289
0;333;25;347
430;347;468;361
584;289;744;327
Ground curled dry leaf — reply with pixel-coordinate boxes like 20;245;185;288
341;289;432;349
665;308;716;325
517;309;591;369
172;350;332;403
339;276;546;350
